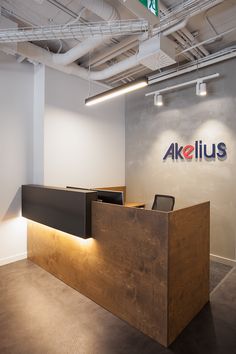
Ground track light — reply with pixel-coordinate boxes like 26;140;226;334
154;94;163;106
199;82;207;96
197;82;207;96
146;73;219;105
85;78;148;106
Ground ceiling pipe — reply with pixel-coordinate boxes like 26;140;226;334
63;0;221;80
0;32;168;81
159;0;209;57
53;0;218;70
72;54;140;81
171;32;196;61
0;41;140;81
90;41;139;68
180;28;209;57
176;34;203;60
108;66;147;85
179;26;236;55
159;10;199;61
158;0;224;29
82;35;140;68
52;37;105;66
161;0;223;35
174;32;203;59
0;0;223;83
162;18;190;36
80;0;118;22
1;41;235;88
148;46;236;85
84;0;212;69
52;0;119;66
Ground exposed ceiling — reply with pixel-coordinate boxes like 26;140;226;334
0;0;236;88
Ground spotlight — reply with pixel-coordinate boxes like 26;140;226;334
146;73;219;102
199;82;207;96
196;81;207;96
154;94;163;106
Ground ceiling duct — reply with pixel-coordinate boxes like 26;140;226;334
80;0;118;22
148;47;236;85
156;0;224;34
139;35;176;70
52;0;119;66
0;0;227;84
0;32;176;82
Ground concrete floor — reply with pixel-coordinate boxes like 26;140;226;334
0;259;235;354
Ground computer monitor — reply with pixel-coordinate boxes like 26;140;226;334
66;187;124;205
93;189;124;205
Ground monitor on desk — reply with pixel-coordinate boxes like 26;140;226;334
66;186;124;205
93;189;124;205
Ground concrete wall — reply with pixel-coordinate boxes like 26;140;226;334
125;58;236;264
0;53;34;266
44;67;125;189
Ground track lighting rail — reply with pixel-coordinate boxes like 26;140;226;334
145;73;220;97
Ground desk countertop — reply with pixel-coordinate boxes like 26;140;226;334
125;202;145;208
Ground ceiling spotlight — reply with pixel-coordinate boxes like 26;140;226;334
196;81;207;96
199;82;207;96
154;94;163;106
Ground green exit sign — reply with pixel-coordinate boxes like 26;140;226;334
139;0;158;16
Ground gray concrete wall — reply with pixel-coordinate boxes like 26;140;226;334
125;58;236;263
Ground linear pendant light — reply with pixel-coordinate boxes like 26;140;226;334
85;78;148;106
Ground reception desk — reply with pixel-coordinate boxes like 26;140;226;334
24;185;210;347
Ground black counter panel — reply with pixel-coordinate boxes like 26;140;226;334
22;185;97;238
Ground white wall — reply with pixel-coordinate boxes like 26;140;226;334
0;53;34;266
0;62;125;266
44;67;125;188
33;64;45;184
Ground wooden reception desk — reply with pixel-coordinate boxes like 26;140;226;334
25;186;210;347
22;186;210;346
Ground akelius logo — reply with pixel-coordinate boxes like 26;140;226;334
163;141;227;160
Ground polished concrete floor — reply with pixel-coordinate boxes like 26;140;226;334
0;259;235;354
209;260;232;292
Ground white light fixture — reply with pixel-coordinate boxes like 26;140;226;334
85;78;148;106
154;94;163;106
145;73;219;105
196;81;207;96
